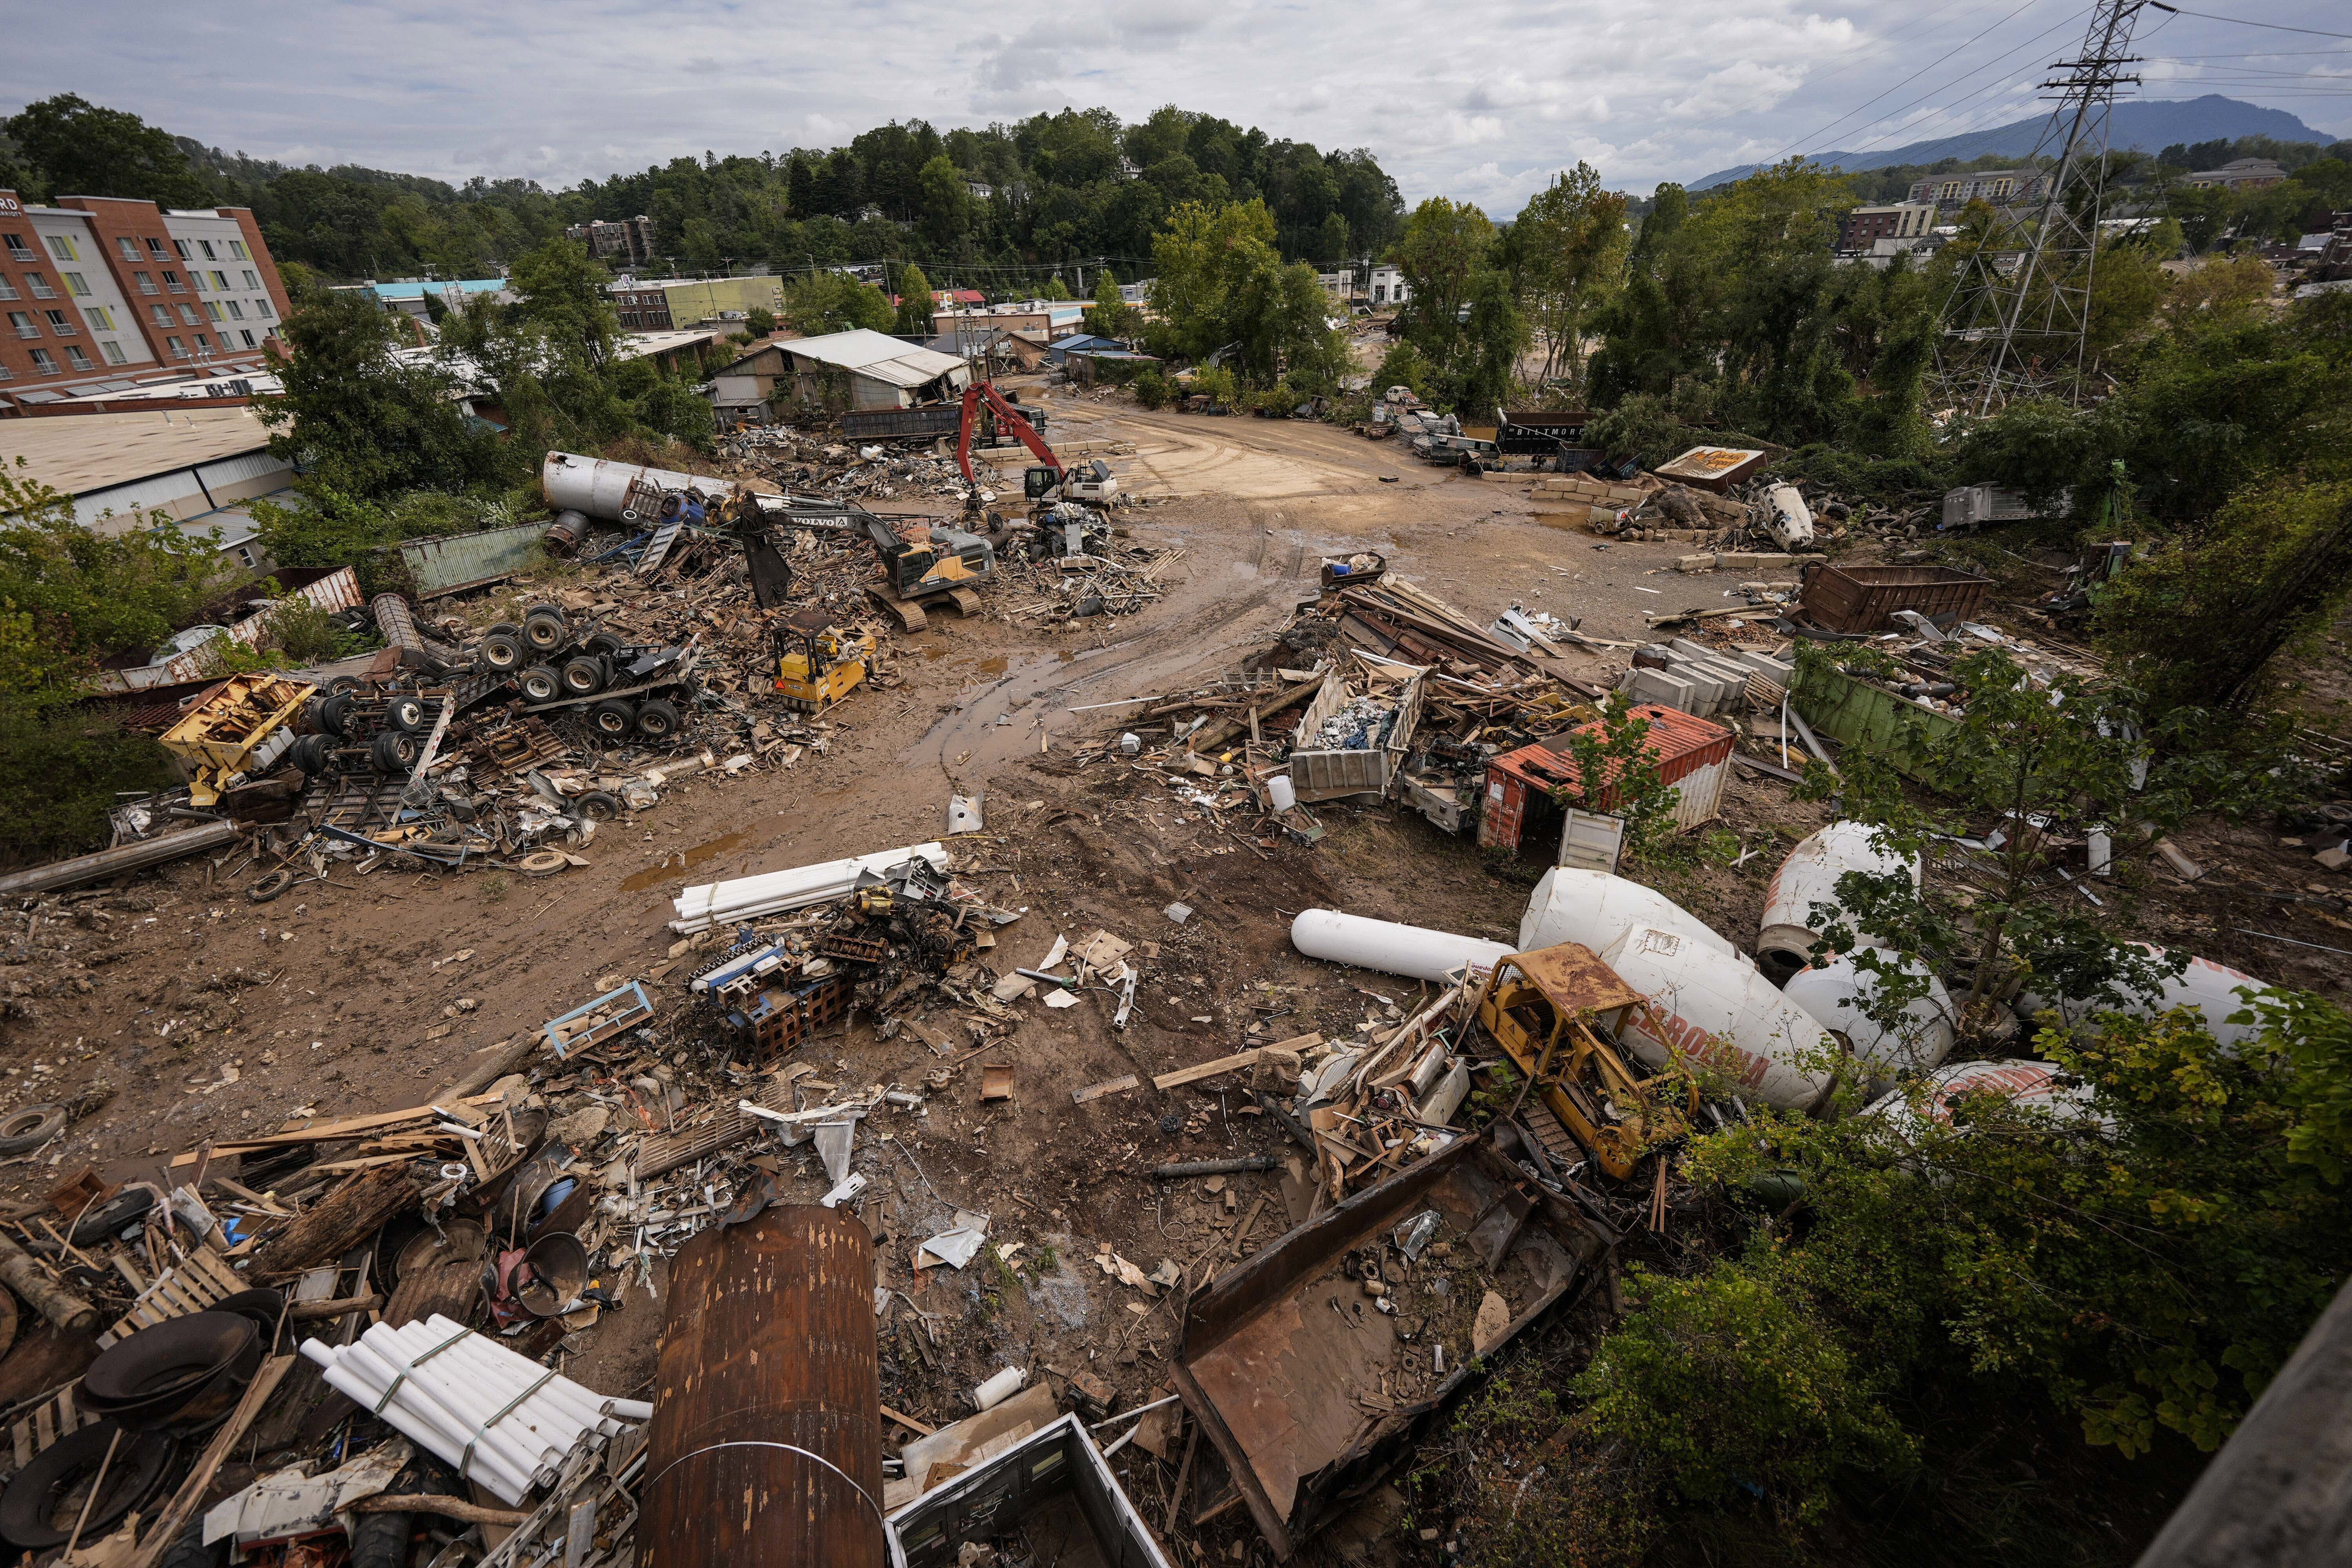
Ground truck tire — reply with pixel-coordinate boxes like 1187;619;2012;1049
288;734;333;775
575;791;621;822
634;698;682;740
560;656;606;697
522;611;569;653
518;665;562;704
479;630;527;673
370;730;419;774
386;694;427;733
584;631;625;657
0;1106;65;1156
589;699;637;739
316;691;354;738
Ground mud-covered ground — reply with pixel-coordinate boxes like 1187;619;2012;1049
5;385;2349;1564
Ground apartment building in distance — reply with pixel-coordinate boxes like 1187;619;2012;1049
0;189;292;408
565;215;657;267
1838;202;1937;254
1905;167;2050;213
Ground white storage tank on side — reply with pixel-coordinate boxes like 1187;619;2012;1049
1519;868;1739;962
1289;910;1514;984
1863;1058;2100;1138
2016;945;2281;1052
1758;821;1919;984
541;451;739;521
1600;924;1838;1110
1783;947;1956;1075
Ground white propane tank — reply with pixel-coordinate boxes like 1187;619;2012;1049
1519;868;1739;962
2016;945;2281;1052
1757;821;1919;984
1289;910;1513;984
1600;925;1838;1110
1782;948;1956;1076
541;451;739;521
1766;483;1814;550
1862;1058;2101;1137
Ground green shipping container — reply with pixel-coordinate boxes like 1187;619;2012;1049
1790;664;1961;792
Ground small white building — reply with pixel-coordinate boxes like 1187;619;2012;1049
1368;263;1410;307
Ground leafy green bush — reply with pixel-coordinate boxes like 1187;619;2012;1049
1573;1252;1918;1524
0;705;175;866
1370;339;1432;400
1131;368;1170;409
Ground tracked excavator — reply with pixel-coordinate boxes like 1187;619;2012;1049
955;381;1118;512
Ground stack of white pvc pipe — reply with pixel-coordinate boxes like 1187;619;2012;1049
300;1314;653;1505
669;843;951;934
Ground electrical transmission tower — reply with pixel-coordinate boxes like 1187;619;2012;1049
1935;0;2147;414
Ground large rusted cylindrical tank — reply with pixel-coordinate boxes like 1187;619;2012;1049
644;1205;885;1568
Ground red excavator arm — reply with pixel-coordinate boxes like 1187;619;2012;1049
955;381;1061;486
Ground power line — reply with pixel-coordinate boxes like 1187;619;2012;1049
2146;4;2352;40
1770;0;2082;162
1789;9;2102;160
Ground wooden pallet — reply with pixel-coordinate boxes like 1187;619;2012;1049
98;1248;246;1348
2;1385;94;1483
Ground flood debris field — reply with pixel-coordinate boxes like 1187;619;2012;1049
2;387;2350;1568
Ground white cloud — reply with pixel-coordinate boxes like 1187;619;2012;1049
2;0;2343;210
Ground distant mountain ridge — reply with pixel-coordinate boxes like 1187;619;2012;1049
1686;95;2333;192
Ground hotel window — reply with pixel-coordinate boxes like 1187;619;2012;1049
145;238;168;258
65;345;93;370
167;335;187;358
206;300;225;322
44;309;74;334
239;329;255;348
198;240;217;260
3;234;31;261
253;298;273;319
135;272;157;294
7;311;35;339
100;339;127;365
25;272;53;299
210;271;229;291
150;305;171;327
0;363;12;380
28;348;58;373
229;240;249;260
62;272;90;297
178;305;200;325
45;234;78;261
194;332;211;349
118;237;141;262
85;306;114;330
243;270;259;289
173;239;192;259
0;276;15;301
225;300;244;320
164;270;185;292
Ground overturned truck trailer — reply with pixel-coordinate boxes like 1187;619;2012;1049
1174;1131;1602;1560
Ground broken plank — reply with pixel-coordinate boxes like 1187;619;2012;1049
879;1403;937;1437
168;1091;506;1166
1151;1049;1264;1093
1070;1074;1140;1105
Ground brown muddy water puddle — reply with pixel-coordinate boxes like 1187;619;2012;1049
620;829;749;892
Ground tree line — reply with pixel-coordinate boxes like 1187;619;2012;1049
0;95;1404;292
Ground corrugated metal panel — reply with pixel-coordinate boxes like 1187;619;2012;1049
646;1205;885;1568
73;473;207;528
192;450;294;490
398;522;546;596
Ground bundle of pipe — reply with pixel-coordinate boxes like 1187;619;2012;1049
670;843;950;935
300;1314;652;1504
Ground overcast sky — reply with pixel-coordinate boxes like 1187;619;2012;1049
6;0;2348;214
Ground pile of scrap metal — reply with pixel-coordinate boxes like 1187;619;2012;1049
669;841;1027;1066
1093;573;1613;844
0;1085;649;1568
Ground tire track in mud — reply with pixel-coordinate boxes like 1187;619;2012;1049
900;502;1314;791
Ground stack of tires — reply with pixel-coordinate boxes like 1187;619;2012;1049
475;603;683;743
285;683;436;778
